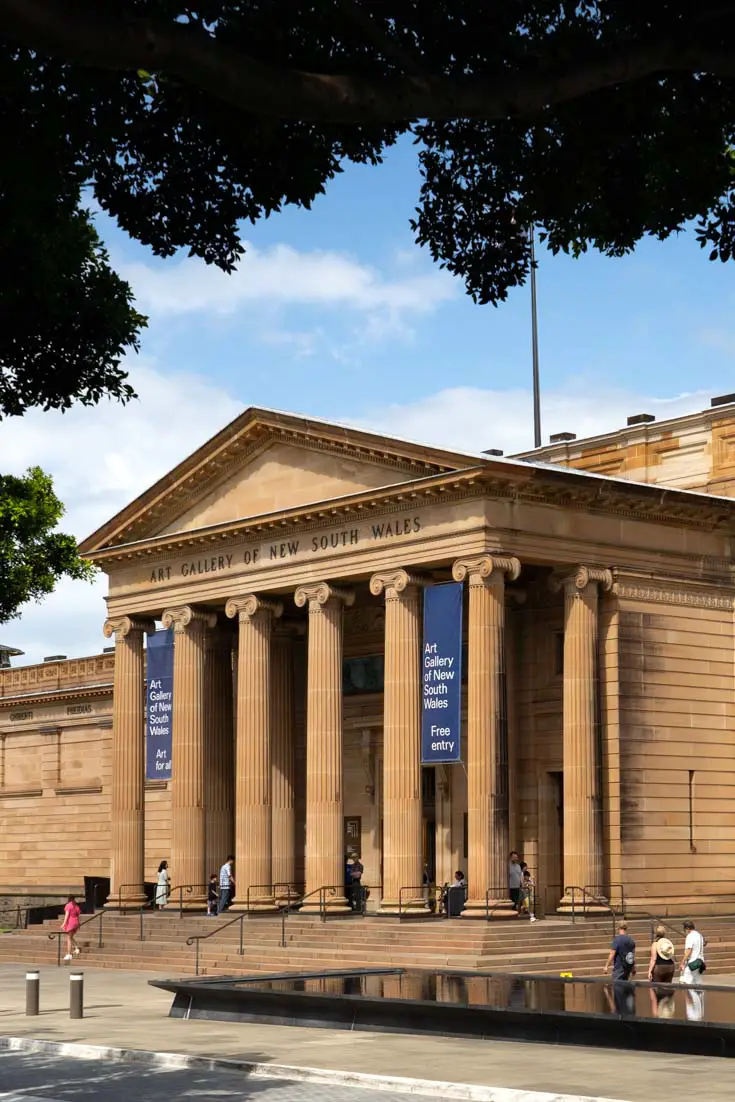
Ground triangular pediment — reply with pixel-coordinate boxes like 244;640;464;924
156;438;414;536
80;407;480;554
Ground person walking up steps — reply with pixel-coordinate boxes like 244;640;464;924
680;920;707;985
60;895;81;961
604;921;636;980
648;925;676;984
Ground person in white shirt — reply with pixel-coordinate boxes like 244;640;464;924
680;920;706;985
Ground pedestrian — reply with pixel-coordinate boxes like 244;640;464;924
520;867;537;922
604;921;636;980
218;855;235;913
155;860;170;909
647;925;676;984
207;873;218;916
347;852;364;911
61;894;81;961
680;920;706;985
508;851;523;911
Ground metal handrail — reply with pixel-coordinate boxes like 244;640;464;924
244;882;299;910
564;885;617;936
624;910;689;943
185;884;344;975
585;883;625;915
0;905;29;930
48;908;104;966
484;886;537;920
398;884;436;917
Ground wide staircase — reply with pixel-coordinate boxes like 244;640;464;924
2;910;735;978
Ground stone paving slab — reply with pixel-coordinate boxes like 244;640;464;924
1;965;734;1102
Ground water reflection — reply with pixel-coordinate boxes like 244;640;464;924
241;970;728;1026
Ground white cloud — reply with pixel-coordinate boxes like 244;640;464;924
366;385;711;456
118;242;457;330
0;359;242;664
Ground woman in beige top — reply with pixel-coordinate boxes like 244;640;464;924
647;925;676;984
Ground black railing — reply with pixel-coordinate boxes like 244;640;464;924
397;884;439;917
185;884;348;975
244;883;299;911
484;886;537;921
0;905;29;930
585;883;626;915
48;909;104;966
564;885;617;936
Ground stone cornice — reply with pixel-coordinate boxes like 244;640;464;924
83;462;735;570
0;685;113;709
611;573;735;611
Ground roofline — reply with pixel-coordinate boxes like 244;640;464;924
512;399;735;459
85;459;735;569
79;405;500;555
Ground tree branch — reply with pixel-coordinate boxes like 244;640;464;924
3;0;735;125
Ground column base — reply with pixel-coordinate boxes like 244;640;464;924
300;894;351;914
230;899;278;913
557;894;610;916
379;895;428;915
105;893;147;912
464;897;515;918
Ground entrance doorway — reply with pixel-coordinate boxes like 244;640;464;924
538;770;564;915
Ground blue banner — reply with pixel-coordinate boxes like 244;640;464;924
421;583;463;763
146;628;174;780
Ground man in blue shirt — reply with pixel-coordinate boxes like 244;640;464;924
604;921;636;980
218;855;235;914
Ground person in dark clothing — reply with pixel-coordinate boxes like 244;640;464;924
604;921;636;980
347;853;364;911
207;874;218;916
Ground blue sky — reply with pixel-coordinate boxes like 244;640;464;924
3;134;734;661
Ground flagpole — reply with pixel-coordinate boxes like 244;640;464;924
530;225;542;448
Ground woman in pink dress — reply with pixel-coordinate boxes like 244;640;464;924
61;895;81;961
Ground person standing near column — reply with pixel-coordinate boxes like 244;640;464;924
508;851;523;912
218;855;235;913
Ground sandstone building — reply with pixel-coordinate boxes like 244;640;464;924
2;400;735;915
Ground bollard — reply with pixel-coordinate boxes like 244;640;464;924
25;971;40;1016
69;972;84;1019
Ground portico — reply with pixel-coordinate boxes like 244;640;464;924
73;407;735;916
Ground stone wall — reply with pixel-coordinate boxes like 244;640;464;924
617;588;735;908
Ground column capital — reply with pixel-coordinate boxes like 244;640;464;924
294;582;355;610
452;554;521;585
161;605;217;633
103;615;155;640
369;568;425;599
551;565;613;594
225;595;283;624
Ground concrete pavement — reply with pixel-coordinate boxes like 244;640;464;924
0;964;734;1101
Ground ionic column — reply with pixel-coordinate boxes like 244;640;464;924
204;621;234;877
452;554;521;914
554;565;612;909
226;595;283;909
369;569;424;912
103;615;154;908
162;605;216;908
294;582;354;912
272;625;297;900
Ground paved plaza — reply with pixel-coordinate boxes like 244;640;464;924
0;964;735;1101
